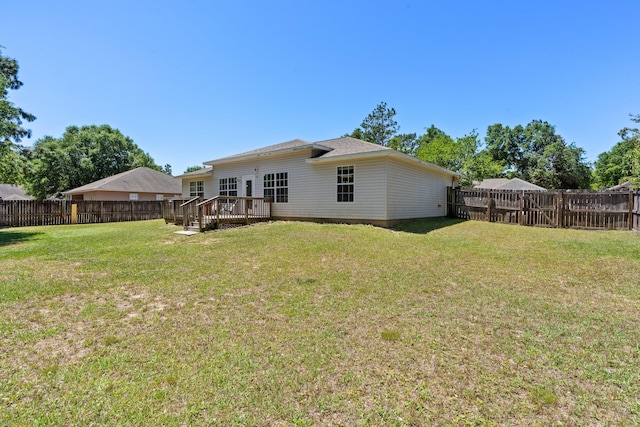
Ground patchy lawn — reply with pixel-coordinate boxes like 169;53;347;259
1;219;639;426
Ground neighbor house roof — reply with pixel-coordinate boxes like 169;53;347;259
604;181;632;191
203;137;460;178
0;184;33;200
63;167;182;195
475;177;546;191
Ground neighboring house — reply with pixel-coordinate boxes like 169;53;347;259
64;167;182;201
604;181;633;192
0;184;33;201
177;137;460;227
474;178;547;191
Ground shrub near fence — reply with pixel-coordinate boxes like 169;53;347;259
0;200;165;228
447;188;640;231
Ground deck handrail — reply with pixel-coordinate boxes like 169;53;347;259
196;196;220;207
179;196;200;208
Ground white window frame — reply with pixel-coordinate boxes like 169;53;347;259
190;180;204;197
264;172;288;203
219;178;238;197
129;193;139;201
337;165;354;202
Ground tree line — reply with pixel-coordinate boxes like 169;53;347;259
1;48;170;200
347;102;639;190
2;48;639;199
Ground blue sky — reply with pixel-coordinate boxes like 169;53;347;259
4;0;639;175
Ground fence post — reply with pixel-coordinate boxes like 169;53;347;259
556;192;563;228
519;191;524;226
486;190;493;222
629;190;634;231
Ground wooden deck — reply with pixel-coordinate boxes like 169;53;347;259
164;196;271;231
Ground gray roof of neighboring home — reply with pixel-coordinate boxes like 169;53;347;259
475;177;546;191
0;184;33;200
203;136;459;177
64;167;182;195
605;181;631;191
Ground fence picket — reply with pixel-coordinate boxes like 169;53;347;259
449;188;639;231
0;200;164;228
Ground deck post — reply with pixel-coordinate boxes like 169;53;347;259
486;190;493;222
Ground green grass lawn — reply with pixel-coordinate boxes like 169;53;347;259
1;219;639;426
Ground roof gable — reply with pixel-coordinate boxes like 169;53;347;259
201;136;459;178
311;136;391;158
64;167;182;194
0;184;32;200
205;139;314;164
475;178;546;191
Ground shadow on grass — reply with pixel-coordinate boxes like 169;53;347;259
0;229;44;246
393;217;467;234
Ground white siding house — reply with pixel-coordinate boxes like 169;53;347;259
177;137;459;227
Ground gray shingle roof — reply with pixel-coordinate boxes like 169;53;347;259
0;184;33;200
205;139;313;164
311;136;391;158
176;166;213;178
475;178;546;191
64;167;182;194
202;136;459;177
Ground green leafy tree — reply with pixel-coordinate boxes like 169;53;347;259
26;125;160;199
529;142;592;189
415;127;503;185
592;139;636;188
485;120;591;189
349;102;399;146
415;127;459;170
0;48;36;184
594;114;640;188
463;149;505;186
387;133;418;154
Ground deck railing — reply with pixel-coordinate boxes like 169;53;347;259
194;196;271;230
179;196;202;229
162;197;193;225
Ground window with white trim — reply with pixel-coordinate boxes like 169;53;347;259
129;193;139;201
190;180;204;197
264;172;288;203
337;166;354;202
156;194;164;201
219;178;237;197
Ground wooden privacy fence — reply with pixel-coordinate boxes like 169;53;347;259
447;188;640;231
0;200;165;228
